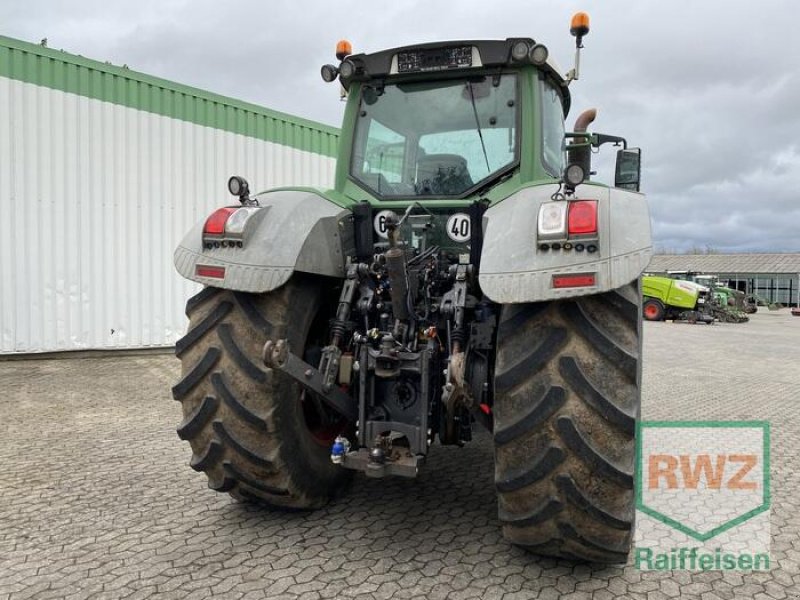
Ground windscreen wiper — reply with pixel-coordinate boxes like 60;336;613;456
466;82;491;174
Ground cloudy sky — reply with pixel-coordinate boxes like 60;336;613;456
3;0;798;252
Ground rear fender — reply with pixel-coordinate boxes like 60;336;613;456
174;190;353;292
478;184;652;303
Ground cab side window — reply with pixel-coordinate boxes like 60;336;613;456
541;80;566;177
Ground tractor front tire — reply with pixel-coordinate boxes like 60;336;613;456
493;282;641;563
172;277;350;509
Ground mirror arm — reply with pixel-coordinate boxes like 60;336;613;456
565;143;591;152
591;133;627;149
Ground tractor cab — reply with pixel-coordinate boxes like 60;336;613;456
324;39;567;203
320;18;640;206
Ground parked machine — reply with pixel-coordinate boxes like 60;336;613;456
642;275;714;323
172;13;652;563
677;273;751;323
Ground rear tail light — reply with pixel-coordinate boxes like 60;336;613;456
537;202;568;240
224;207;260;235
552;273;596;288
538;200;599;244
203;206;261;240
196;265;226;279
203;208;237;235
567;200;598;235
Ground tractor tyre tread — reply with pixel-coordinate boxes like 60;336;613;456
174;277;349;509
493;282;641;563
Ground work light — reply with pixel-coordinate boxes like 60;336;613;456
321;64;338;83
339;59;356;79
529;44;549;65
510;40;530;61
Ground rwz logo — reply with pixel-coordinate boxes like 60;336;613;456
648;453;758;491
636;421;770;542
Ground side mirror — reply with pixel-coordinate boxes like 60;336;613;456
615;148;642;191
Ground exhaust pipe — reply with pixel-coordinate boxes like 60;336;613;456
567;108;596;181
573;108;597;132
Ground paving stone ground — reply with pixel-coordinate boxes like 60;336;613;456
0;309;798;599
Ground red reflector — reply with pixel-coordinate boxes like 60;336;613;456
479;403;492;415
568;200;598;235
552;273;596;288
203;207;237;235
196;265;225;279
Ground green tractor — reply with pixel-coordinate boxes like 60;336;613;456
172;13;652;563
691;275;751;322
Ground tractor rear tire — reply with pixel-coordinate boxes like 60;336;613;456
642;298;665;321
172;277;350;509
493;282;641;563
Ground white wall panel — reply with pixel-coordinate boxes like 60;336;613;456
0;76;337;353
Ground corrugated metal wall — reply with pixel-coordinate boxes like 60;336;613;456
0;37;339;353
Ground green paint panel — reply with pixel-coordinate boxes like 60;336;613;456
0;35;340;157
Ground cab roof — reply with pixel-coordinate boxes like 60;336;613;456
341;39;570;115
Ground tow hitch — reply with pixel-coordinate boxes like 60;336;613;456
262;339;358;421
262;337;426;478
